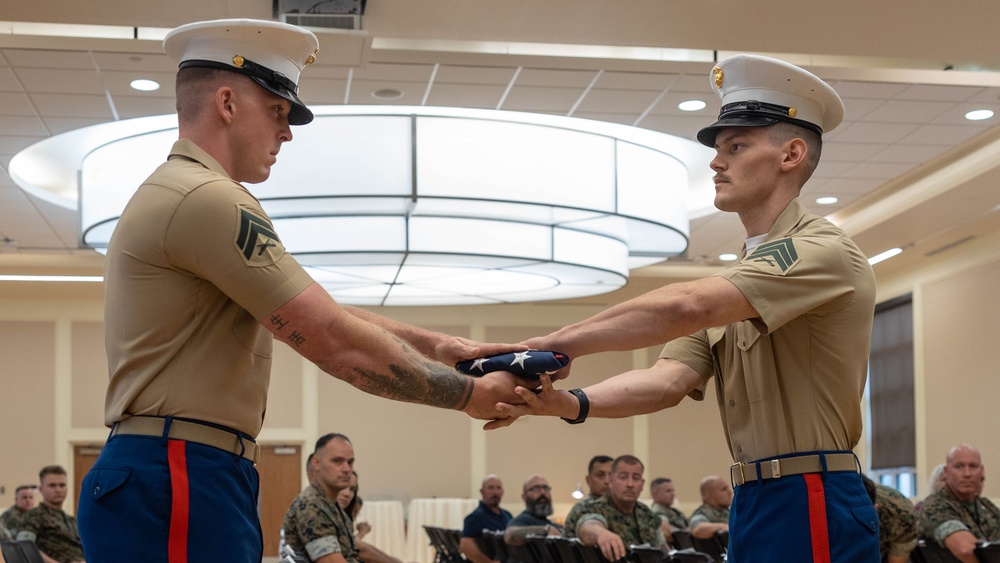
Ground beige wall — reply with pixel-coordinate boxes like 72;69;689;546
2;243;1000;513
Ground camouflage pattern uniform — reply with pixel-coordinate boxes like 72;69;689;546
875;484;916;560
917;485;1000;547
688;503;730;529
0;506;30;539
15;504;84;563
650;503;689;530
563;496;600;540
284;484;359;562
569;494;666;548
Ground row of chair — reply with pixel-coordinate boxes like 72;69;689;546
473;529;716;563
910;539;1000;563
0;541;44;563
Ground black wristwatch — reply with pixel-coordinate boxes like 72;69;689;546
561;388;590;425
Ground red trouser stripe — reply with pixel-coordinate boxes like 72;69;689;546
803;473;831;563
168;440;190;563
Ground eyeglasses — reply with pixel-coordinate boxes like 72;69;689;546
526;485;552;493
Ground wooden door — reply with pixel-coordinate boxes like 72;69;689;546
72;445;103;513
256;444;303;557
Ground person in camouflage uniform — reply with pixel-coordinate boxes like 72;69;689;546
284;434;360;562
649;477;688;543
570;455;666;561
0;485;37;539
917;444;1000;563
563;455;613;538
862;474;917;563
689;475;731;539
16;466;84;563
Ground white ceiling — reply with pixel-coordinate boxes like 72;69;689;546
2;1;1000;305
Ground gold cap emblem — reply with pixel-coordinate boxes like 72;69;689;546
788;107;797;118
713;66;724;89
232;55;245;68
305;49;319;66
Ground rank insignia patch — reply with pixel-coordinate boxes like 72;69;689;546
744;238;799;275
235;206;284;267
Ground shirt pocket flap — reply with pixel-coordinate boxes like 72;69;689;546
84;468;129;501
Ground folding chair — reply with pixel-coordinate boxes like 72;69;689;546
668;530;695;551
549;536;584;563
976;542;1000;563
690;531;726;563
0;541;45;563
574;541;613;563
628;545;669;563
911;540;963;563
525;534;558;563
668;549;714;563
505;539;539;563
479;529;509;562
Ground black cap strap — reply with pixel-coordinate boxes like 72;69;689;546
718;99;823;135
179;57;298;95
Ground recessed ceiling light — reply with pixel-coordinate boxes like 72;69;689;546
816;196;839;205
965;109;994;121
130;79;160;92
372;88;404;100
678;100;707;112
719;253;738;261
868;247;902;265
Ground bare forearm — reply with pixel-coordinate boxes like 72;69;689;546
345;306;445;358
532;277;755;358
460;538;495;563
691;522;728;539
577;521;606;545
943;531;979;563
268;285;473;410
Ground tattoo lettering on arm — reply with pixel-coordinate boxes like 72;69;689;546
350;362;474;410
269;313;289;330
287;330;306;347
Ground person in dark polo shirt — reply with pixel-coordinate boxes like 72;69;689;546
461;475;513;563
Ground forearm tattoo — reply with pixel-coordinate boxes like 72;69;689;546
350;362;474;410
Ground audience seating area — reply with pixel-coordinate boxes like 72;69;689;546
428;528;723;563
909;540;1000;563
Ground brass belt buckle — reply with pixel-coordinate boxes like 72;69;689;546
771;459;781;479
731;462;746;487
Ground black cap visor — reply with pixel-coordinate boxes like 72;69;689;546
697;114;779;147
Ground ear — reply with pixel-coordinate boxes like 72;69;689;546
214;86;237;124
779;137;808;172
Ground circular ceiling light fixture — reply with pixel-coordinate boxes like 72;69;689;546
11;106;714;305
965;109;994;121
678;100;707;112
129;78;161;92
372;88;404;100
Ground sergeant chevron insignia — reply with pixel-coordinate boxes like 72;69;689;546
743;238;799;275
235;205;284;266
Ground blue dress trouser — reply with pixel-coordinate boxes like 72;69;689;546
728;456;881;562
78;432;262;563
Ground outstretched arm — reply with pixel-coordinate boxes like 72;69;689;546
523;276;755;360
263;283;524;420
486;358;704;429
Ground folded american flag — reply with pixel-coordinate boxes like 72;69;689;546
456;350;570;379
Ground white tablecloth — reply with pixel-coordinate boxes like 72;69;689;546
355;500;407;559
403;498;479;563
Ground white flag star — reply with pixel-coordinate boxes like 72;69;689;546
510;351;532;369
470;358;488;372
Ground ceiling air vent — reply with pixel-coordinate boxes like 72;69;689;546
274;0;366;31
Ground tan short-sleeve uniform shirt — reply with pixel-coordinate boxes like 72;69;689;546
103;139;314;436
661;199;876;463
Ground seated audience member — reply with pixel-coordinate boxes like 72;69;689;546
562;455;613;538
460;474;513;563
913;462;947;517
917;444;1000;563
861;475;917;563
284;433;360;562
649;477;687;543
504;474;563;544
0;485;36;539
16;465;85;563
571;455;666;561
336;472;400;563
688;475;731;539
